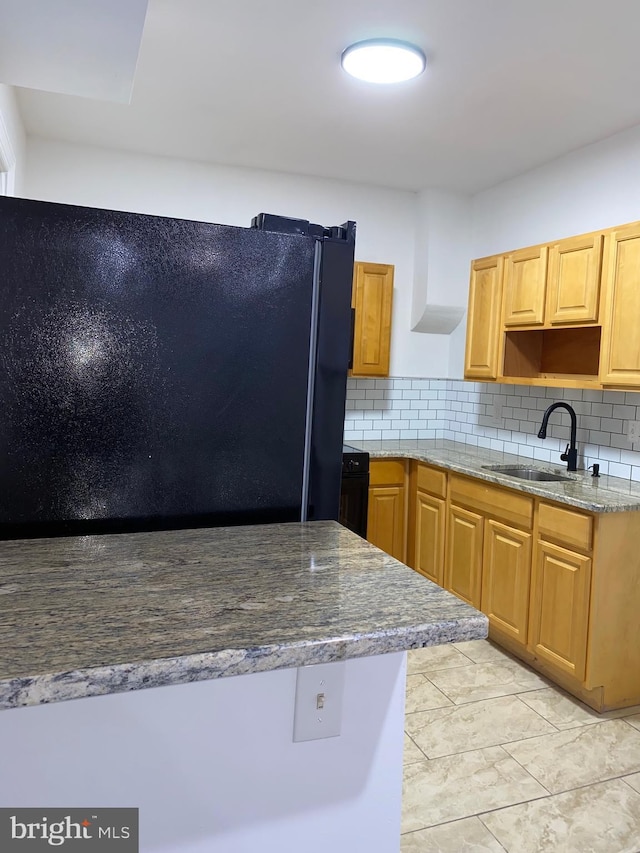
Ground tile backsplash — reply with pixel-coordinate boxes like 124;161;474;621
343;378;640;481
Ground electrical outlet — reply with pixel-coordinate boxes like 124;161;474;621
293;661;345;742
627;420;640;444
487;399;503;425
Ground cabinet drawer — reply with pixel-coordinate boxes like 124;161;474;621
450;474;533;529
416;463;447;498
538;502;593;552
370;459;405;486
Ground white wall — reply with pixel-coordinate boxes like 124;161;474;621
0;653;406;853
472;121;640;256
24;137;453;378
0;84;26;194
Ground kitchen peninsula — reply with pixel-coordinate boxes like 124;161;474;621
0;520;486;853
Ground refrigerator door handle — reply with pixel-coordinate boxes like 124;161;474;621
299;239;323;522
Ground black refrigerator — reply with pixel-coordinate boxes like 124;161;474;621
0;198;355;538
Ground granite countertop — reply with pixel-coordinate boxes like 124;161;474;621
0;520;486;710
351;439;640;513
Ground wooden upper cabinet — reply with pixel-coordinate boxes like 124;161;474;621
546;234;603;325
503;246;548;327
464;216;640;389
599;225;640;386
464;255;504;380
351;261;394;377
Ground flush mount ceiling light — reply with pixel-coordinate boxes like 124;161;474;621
341;39;426;84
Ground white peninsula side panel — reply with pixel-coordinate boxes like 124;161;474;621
0;652;406;853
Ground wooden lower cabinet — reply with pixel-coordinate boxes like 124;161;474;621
444;504;483;609
366;459;406;562
529;539;592;682
412;491;445;585
367;486;405;560
366;455;640;711
481;520;532;645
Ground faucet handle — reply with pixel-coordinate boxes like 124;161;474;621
560;443;570;462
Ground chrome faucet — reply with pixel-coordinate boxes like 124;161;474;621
538;402;578;472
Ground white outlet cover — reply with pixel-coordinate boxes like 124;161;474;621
293;661;345;742
627;420;640;443
488;400;503;423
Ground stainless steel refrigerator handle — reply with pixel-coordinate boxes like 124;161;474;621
300;239;323;522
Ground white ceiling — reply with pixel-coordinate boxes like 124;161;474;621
0;0;148;103
13;0;640;193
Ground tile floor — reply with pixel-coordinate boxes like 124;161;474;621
402;639;640;853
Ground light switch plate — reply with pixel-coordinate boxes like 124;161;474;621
293;661;345;742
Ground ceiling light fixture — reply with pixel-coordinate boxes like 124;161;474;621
341;39;426;84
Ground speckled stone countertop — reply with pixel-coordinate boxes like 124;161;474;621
0;521;486;710
351;439;640;513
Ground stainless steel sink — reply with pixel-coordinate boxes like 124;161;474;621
481;465;573;482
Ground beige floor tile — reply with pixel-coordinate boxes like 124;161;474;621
401;816;505;852
626;713;640;731
405;695;556;759
407;644;474;675
518;687;610;730
428;658;548;705
404;733;427;766
623;772;640;794
454;639;515;665
503;719;640;794
481;778;640;853
402;747;546;833
405;674;453;714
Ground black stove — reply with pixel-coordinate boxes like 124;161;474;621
342;443;370;475
339;445;369;537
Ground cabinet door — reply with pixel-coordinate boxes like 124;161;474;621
546;234;603;325
367;485;405;561
464;255;504;380
600;225;640;386
445;504;483;608
413;491;445;585
503;246;548;327
529;539;592;681
351;261;394;377
481;520;532;645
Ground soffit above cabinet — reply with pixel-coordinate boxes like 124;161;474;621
0;0;148;103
